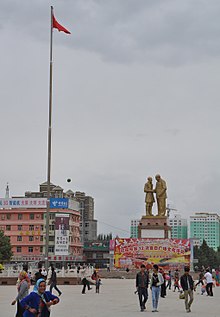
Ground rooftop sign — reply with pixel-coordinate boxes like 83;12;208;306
0;198;79;211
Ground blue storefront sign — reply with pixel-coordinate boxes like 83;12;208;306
50;198;69;209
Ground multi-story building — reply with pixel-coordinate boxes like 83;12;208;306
83;241;110;268
190;212;220;250
0;183;84;266
169;214;188;239
75;191;97;242
130;219;139;238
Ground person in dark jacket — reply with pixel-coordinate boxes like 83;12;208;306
159;268;166;298
136;264;149;312
166;270;172;290
20;278;59;317
34;269;44;283
195;271;204;287
180;266;194;313
49;267;62;296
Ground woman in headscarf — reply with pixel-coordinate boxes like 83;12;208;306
11;271;30;317
20;278;59;317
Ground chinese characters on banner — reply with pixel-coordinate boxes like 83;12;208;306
55;213;70;255
50;198;68;209
114;238;190;271
0;198;47;208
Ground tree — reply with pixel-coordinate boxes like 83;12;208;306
194;240;219;269
0;230;13;262
97;232;113;241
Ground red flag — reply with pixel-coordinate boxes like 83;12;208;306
52;14;71;34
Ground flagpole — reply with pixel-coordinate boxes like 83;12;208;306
45;6;54;271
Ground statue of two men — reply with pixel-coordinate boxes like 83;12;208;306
144;174;167;217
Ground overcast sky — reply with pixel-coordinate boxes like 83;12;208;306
1;0;220;236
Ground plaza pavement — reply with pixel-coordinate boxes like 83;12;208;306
1;279;219;317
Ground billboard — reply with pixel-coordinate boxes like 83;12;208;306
55;213;70;255
114;238;190;270
0;198;47;208
0;197;78;210
50;198;68;209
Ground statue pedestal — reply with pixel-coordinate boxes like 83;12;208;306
138;215;171;239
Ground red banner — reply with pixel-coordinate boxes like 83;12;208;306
114;238;190;271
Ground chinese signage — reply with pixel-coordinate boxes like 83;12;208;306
114;238;190;270
55;213;70;255
50;198;68;209
0;198;47;208
109;239;115;251
12;255;84;262
0;197;77;210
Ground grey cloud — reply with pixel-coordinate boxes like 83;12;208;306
1;1;220;65
0;1;220;236
164;128;180;136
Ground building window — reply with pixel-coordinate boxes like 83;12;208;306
28;247;33;253
41;225;44;231
49;214;55;220
49;236;55;241
40;246;43;253
6;225;11;231
18;214;23;220
18;225;22;231
30;214;34;220
48;246;54;253
40;236;44;241
29;236;34;242
29;225;34;231
17;247;22;253
96;253;103;259
17;236;22;242
41;214;44;220
49;225;54;231
6;214;11;220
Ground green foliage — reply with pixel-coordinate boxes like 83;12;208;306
0;230;13;262
194;240;220;269
97;232;113;241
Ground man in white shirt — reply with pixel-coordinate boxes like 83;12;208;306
204;269;213;296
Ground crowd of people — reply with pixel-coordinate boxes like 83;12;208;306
135;265;219;313
10;262;219;316
11;264;61;317
11;263;102;317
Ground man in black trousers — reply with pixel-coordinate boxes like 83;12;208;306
180;266;194;313
136;264;149;312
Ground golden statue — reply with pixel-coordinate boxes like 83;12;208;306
144;177;155;216
154;174;167;216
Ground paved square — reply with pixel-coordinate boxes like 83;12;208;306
1;279;219;317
